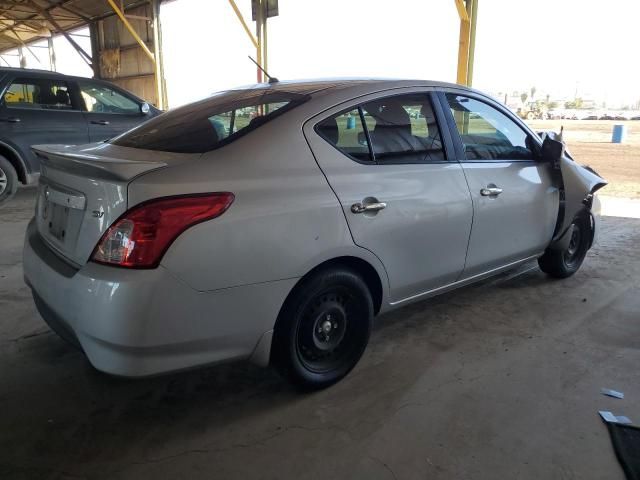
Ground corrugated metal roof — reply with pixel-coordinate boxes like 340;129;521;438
0;0;149;53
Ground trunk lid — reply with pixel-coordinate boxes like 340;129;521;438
33;142;198;267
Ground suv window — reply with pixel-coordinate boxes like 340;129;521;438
316;93;446;164
361;94;445;163
112;90;309;153
445;94;534;161
3;78;74;110
79;82;140;114
316;108;371;162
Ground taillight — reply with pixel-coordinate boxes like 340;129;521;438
91;193;234;268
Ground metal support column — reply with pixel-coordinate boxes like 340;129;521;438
466;0;478;86
151;0;167;109
454;0;478;86
255;0;263;82
227;0;271;83
47;36;56;71
260;0;268;78
88;22;101;79
18;46;26;68
107;0;155;62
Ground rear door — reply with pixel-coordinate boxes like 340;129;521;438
0;75;88;174
304;89;473;303
78;80;148;142
440;91;559;278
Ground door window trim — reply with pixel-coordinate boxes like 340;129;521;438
313;90;454;166
436;90;541;163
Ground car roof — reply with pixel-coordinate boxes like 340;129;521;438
229;77;464;95
0;66;91;80
222;78;494;108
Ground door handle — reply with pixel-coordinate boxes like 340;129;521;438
0;117;20;123
480;186;503;196
90;120;110;125
351;201;387;214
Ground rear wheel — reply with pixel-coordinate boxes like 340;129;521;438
538;215;591;278
272;268;373;390
0;155;18;206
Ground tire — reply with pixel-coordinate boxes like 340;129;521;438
526;111;535;120
271;268;373;390
538;215;591;278
0;155;18;206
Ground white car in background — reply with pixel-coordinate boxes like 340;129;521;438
23;79;606;389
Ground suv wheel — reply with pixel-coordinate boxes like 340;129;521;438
272;268;373;390
0;155;18;205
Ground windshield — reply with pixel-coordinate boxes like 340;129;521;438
112;89;309;153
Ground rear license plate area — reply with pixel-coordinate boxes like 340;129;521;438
46;202;70;242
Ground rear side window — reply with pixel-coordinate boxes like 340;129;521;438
361;94;445;163
316;108;371;162
3;78;75;110
112;90;308;153
445;94;534;161
315;93;446;164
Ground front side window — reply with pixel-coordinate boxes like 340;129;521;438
3;78;74;110
112;90;308;153
79;82;140;114
316;93;446;164
445;94;534;161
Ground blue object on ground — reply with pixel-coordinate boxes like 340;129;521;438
612;124;627;143
346;116;356;130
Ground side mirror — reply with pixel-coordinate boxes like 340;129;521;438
540;133;565;165
140;102;150;115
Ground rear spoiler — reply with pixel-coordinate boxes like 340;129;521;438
32;145;167;182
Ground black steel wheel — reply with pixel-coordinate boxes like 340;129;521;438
272;268;373;390
539;214;591;279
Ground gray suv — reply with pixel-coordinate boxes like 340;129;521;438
0;67;160;204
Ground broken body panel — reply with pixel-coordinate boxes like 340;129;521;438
541;132;607;248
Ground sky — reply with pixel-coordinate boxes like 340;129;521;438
5;0;639;109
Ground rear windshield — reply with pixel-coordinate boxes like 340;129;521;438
112;89;309;153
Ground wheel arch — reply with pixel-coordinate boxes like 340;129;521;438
0;141;28;183
286;256;384;316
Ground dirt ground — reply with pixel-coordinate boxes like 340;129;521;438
2;182;640;478
527;120;640;199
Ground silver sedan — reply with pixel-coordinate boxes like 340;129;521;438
23;79;606;389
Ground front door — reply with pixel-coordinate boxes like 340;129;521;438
78;81;146;142
441;92;559;278
0;76;88;174
304;90;473;303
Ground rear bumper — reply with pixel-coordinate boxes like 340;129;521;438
23;220;295;377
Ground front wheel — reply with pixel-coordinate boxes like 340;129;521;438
271;268;373;390
538;215;591;278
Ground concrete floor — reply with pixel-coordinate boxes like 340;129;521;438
1;186;639;480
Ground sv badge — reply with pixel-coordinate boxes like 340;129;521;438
92;210;104;218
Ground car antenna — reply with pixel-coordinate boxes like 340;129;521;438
248;56;279;84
